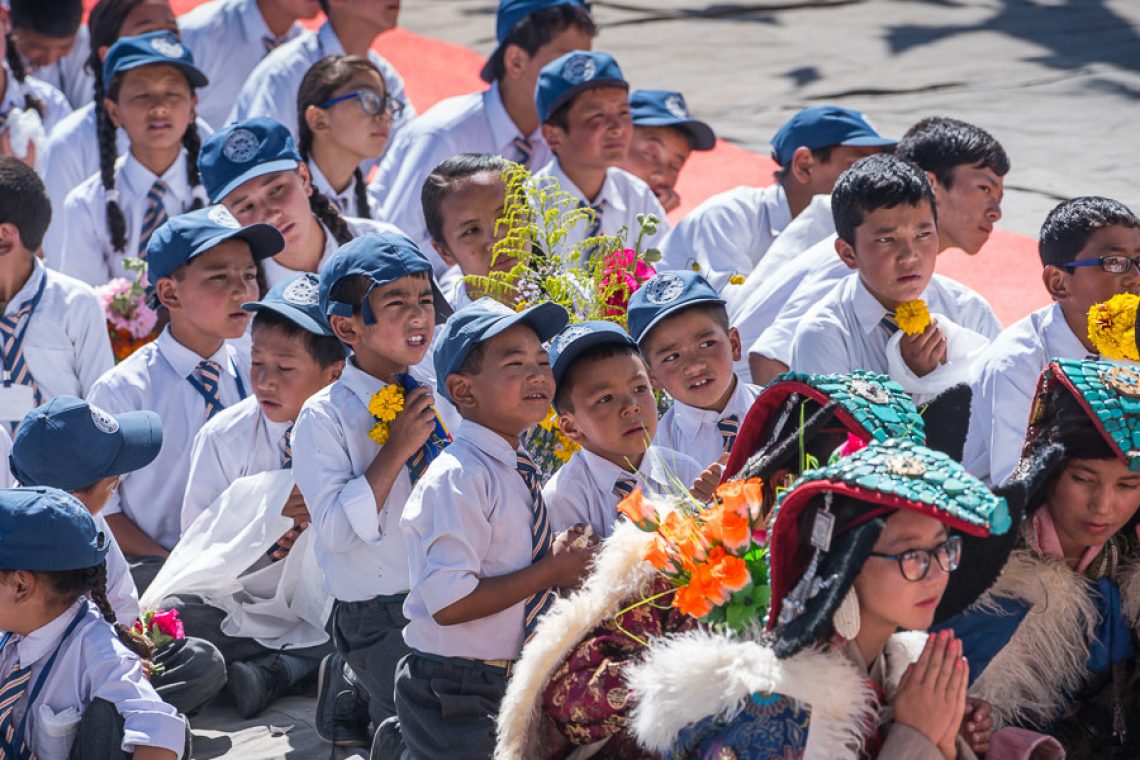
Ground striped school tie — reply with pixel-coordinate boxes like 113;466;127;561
265;424;303;562
511;135;532;167
0;663;33;756
881;312;899;335
281;424;293;469
580;199;605;241
717;414;740;455
138;180;169;257
196;360;225;419
0;300;43;409
612;476;637;499
516;451;556;640
398;374;452;485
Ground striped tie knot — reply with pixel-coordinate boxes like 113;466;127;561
138;180;170;257
281;424;294;469
0;297;44;414
881;312;899;335
0;663;33;745
717;414;740;454
196;360;224;419
613;476;637;499
581;199;605;240
511;135;532;167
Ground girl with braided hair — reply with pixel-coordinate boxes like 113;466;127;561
0;487;186;759
0;12;72;134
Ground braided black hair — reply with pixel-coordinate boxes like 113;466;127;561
310;190;354;246
352;167;370;219
4;35;45;117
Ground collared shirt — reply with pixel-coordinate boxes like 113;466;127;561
89;327;250;551
24;26;93;109
179;0;306;129
2;258;114;400
0;427;10;487
39;106;213;269
660;183;793;293
368;83;549;269
401;419;540;660
99;514;141;625
654;377;762;469
308;159;369;219
789;273;1003;378
543;444;702;537
0;60;73;133
962;303;1089;484
260;215;403;289
182;395;293;532
229;21;413;144
0;600;186;758
59;150;198;286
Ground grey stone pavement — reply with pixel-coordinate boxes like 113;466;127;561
401;0;1140;237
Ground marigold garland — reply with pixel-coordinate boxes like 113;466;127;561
894;299;931;336
1088;293;1140;361
368;384;405;446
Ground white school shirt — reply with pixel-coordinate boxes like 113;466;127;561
533;159;669;257
0;428;10;486
0;599;186;759
789;273;1003;377
25;26;93;109
543;445;702;538
99;514;141;625
401;419;541;661
308;159;369;219
962;303;1089;485
3;259;114;401
229;21;413;144
182;395;292;532
0;60;73;134
88;327;250;551
260;215;403;289
369;82;550;263
654;377;762;470
179;0;306;129
660;183;793;294
60;150;199;286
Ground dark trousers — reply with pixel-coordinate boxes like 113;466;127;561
333;595;413;725
393;652;508;760
152;636;228;715
68;698;191;759
127;556;165;596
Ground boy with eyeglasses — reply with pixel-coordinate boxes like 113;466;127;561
963;196;1140;485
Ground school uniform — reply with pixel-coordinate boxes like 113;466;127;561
260;215;403;289
0;60;73;133
99;514;141;625
962;303;1090;485
0;428;10;487
308;160;369;219
533;159;668;258
0;599;186;759
654;377;761;470
369;82;551;263
229;21;413;144
88;327;251;553
24;26;93;109
788;273;1003;377
543;445;702;537
59;150;200;286
179;0;307;129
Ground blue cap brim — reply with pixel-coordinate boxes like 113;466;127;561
552;330;636;389
487;300;570;347
195;222;284;264
243;300;333;337
115;58;208;89
838;135;898;150
635;294;725;344
105;410;163;479
543;79;628;123
211;158;301;205
633;117;716;151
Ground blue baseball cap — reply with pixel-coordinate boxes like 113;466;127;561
318;232;450;328
147;205;284;283
549;320;637;402
481;0;590;83
627;271;725;344
0;487;108;571
433;297;570;403
200;118;303;203
630;89;716;151
770;106;896;167
102;31;208;89
244;272;332;337
536;50;627;124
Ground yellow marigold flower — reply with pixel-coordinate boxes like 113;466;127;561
368;421;390;446
368;385;404;423
538;407;558;432
1088;293;1140;361
515;301;529;312
553;435;579;463
729;273;745;285
894;299;931;336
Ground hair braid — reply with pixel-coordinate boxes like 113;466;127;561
182;118;205;210
5;35;44;117
86;562;154;661
310;190;354;246
96;82;128;252
352;167;371;219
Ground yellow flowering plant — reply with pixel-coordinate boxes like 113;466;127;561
367;384;405;446
1088;293;1140;361
894;299;931;336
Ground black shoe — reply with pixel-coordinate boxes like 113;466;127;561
371;717;407;760
315;654;371;747
227;655;291;719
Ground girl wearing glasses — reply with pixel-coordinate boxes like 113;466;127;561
624;437;1016;759
943;358;1140;758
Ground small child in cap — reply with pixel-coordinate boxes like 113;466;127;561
543;320;702;538
390;297;596;759
623;89;716;213
0;487;187;759
88;205;283;590
9;396;227;716
628;271;761;471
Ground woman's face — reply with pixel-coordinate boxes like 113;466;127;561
1046;456;1140;558
222;165;315;255
314;69;393;162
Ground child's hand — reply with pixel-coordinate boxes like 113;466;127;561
0;129;35;168
899;320;948;378
690;452;729;503
547;528;597;588
385;386;439;460
892;631;968;755
281;485;311;528
959;697;993;755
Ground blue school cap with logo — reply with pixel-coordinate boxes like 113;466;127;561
549;320;637;401
244;272;333;337
536;50;627;124
200;118;303;203
0;487;109;571
434;297;570;403
10;397;163;493
627;271;725;344
318;232;450;328
770;106;896;167
482;0;590;82
147;205;284;283
103;31;208;89
630;90;716;151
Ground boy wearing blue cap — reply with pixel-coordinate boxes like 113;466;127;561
388;297;596;759
369;0;595;262
88;205;283;590
0;158;113;429
622;89;716;214
0;487;186;759
661;104;895;293
543;320;702;538
291;232;453;745
534;50;669;255
629;271;760;471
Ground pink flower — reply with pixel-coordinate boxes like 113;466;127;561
599;249;656;317
837;432;868;459
151;609;184;640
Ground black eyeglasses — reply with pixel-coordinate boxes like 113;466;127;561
318;90;405;118
868;535;962;581
1067;256;1140;275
